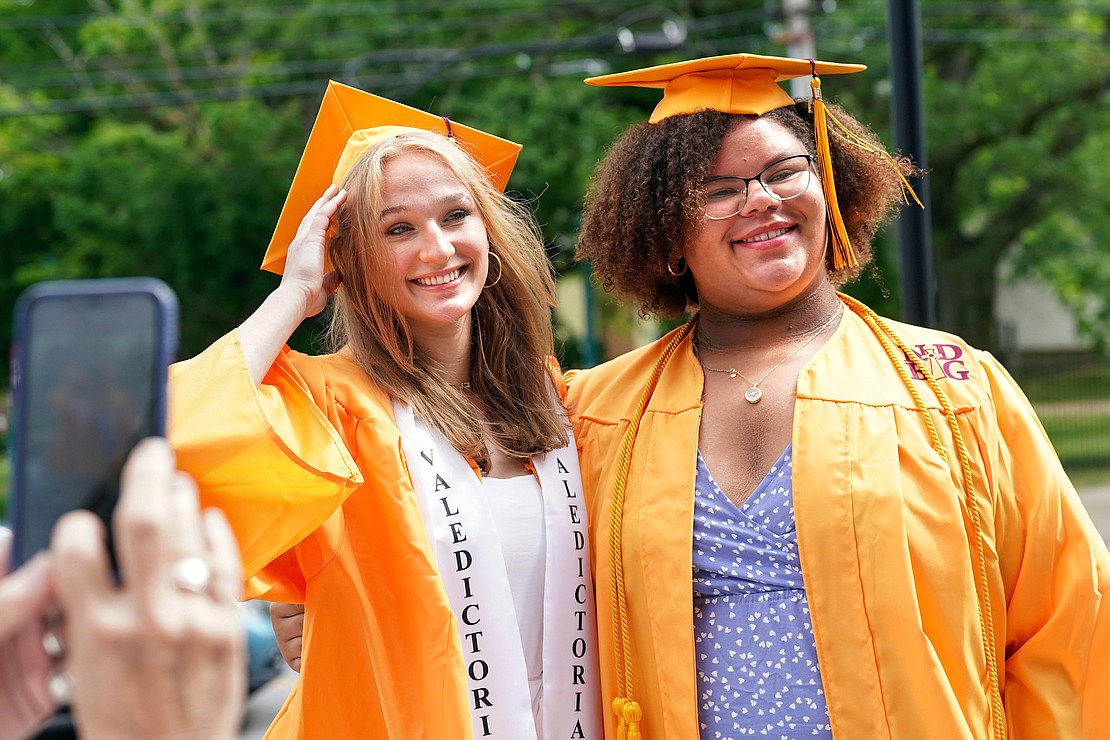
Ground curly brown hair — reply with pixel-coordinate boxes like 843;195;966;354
576;101;916;318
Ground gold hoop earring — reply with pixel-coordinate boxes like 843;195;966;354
485;251;503;288
667;255;688;277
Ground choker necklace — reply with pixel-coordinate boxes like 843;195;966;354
694;306;842;404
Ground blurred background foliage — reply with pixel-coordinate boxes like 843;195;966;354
0;0;1107;370
0;0;1105;370
0;0;1109;504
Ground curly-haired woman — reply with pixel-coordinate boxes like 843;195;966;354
567;53;1110;739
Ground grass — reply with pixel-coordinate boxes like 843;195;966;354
1015;353;1110;485
1014;359;1110;404
1037;411;1110;487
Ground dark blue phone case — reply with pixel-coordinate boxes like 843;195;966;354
8;277;179;568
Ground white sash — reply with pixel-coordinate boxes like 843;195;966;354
394;400;602;739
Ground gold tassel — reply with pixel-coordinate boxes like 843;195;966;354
623;700;643;740
810;73;857;272
838;293;1005;739
822;106;924;211
613;697;628;740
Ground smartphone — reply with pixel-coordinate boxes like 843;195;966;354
8;278;179;568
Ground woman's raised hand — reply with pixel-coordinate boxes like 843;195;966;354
280;184;348;319
238;184;349;383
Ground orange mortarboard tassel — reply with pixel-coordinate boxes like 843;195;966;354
808;59;857;271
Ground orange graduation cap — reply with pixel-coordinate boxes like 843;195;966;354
585;53;918;273
584;52;865;123
262;81;523;274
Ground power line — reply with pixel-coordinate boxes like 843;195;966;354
918;1;1110;16
0;6;770;108
0;1;669;87
0;0;644;29
0;29;772;118
922;27;1109;42
1;3;1103;117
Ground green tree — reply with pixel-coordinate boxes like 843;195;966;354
2;0;1108;378
0;0;766;375
921;0;1110;349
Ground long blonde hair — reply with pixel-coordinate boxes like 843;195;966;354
326;130;568;470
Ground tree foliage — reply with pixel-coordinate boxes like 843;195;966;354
0;0;1108;387
920;0;1110;348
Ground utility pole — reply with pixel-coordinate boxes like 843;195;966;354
781;0;815;99
888;0;936;326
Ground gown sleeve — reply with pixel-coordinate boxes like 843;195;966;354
168;331;364;599
983;353;1110;735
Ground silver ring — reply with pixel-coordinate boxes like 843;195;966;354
42;625;65;659
168;557;212;595
46;669;72;705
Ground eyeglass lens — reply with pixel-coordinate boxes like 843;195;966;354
701;154;813;220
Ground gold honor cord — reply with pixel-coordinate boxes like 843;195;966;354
607;319;696;740
610;299;1005;740
839;293;1005;740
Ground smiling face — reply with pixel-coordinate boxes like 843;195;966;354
683;116;829;317
372;151;490;342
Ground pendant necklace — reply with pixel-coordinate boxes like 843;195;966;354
695;306;842;404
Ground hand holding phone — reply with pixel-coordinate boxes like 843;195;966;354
8;278;179;568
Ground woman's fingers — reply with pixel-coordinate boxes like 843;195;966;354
165;473;206;564
0;616;57;740
51;512;112;615
281;186;348;317
292;185;342;243
290;186;347;259
270;601;305;672
0;554;52;640
50;438;246;739
113;438;176;597
0;542;56;740
202;508;242;606
1;527;12;577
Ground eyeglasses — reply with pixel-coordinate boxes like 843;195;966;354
700;154;815;220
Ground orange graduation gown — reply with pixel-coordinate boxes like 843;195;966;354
170;333;474;738
564;307;1110;739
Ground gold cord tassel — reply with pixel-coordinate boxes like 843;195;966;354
624;699;644;740
608;322;696;740
613;697;628;740
810;73;857;272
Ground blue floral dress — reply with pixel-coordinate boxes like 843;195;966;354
692;445;833;738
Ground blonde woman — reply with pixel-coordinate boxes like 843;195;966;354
170;84;601;738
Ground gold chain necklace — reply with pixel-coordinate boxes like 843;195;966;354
694;306;842;404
